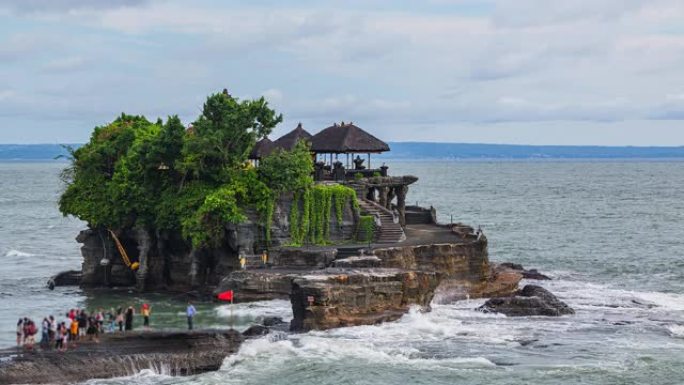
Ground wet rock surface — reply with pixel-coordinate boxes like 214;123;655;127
0;330;244;384
242;324;270;336
478;285;575;317
498;262;552;280
47;270;82;289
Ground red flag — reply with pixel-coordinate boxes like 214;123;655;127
218;290;234;302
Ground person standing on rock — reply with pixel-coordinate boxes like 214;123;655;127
48;315;56;343
77;310;88;338
124;306;134;331
40;317;50;349
54;322;63;351
70;314;79;342
186;301;197;330
141;303;151;329
115;307;124;332
16;318;24;346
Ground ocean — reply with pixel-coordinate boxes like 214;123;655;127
1;160;683;385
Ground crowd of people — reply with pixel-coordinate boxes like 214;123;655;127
15;304;152;352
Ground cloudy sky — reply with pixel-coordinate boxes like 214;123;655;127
1;0;684;145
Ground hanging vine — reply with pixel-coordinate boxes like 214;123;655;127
288;184;358;246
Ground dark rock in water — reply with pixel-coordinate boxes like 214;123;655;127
497;263;551;280
478;285;574;317
499;262;524;271
261;316;285;327
242;324;270;336
0;329;243;384
47;270;82;289
522;269;551;280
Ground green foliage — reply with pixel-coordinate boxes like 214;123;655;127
59;91;282;249
288;184;358;246
354;172;364;180
372;171;382;177
258;140;313;193
178;92;282;183
357;215;375;243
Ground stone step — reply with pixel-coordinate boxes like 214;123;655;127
358;198;405;244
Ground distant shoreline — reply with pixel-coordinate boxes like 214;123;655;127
2;143;684;161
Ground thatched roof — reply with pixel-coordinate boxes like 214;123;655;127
249;137;275;159
311;122;389;153
272;123;312;151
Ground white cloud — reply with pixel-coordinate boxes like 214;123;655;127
3;0;684;144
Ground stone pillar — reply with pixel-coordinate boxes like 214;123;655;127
366;187;375;201
378;186;389;208
396;185;408;227
387;187;396;210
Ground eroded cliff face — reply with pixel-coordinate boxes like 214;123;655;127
212;236;520;331
371;238;519;302
289;268;440;332
77;194;357;291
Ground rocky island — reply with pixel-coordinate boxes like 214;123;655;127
2;90;568;383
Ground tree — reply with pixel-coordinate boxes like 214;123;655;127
59;90;285;249
258;139;314;193
178;90;282;184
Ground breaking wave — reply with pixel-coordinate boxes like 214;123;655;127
4;249;35;257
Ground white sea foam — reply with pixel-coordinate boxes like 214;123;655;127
666;324;684;339
4;249;35;257
215;299;293;321
222;332;497;373
519;279;684;313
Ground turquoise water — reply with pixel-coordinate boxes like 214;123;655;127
1;161;683;385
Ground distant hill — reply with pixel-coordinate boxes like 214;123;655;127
1;143;684;161
380;142;684;159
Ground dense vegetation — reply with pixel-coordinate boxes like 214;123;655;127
59;91;291;247
288;184;359;246
59;90;359;249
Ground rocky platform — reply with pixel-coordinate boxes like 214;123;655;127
290;268;440;331
0;329;244;384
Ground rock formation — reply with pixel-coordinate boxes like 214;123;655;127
497;262;552;280
0;330;244;384
289;268;440;331
478;285;574;317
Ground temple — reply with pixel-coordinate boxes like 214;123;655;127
69;119;519;335
253;121;418;235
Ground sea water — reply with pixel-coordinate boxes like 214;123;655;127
1;160;683;385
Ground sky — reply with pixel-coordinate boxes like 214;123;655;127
1;0;684;145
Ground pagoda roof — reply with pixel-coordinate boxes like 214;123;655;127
272;123;312;151
311;122;390;154
249;137;275;159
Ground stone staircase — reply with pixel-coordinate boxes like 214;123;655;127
358;198;406;244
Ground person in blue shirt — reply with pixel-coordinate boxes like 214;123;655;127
186;301;197;330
